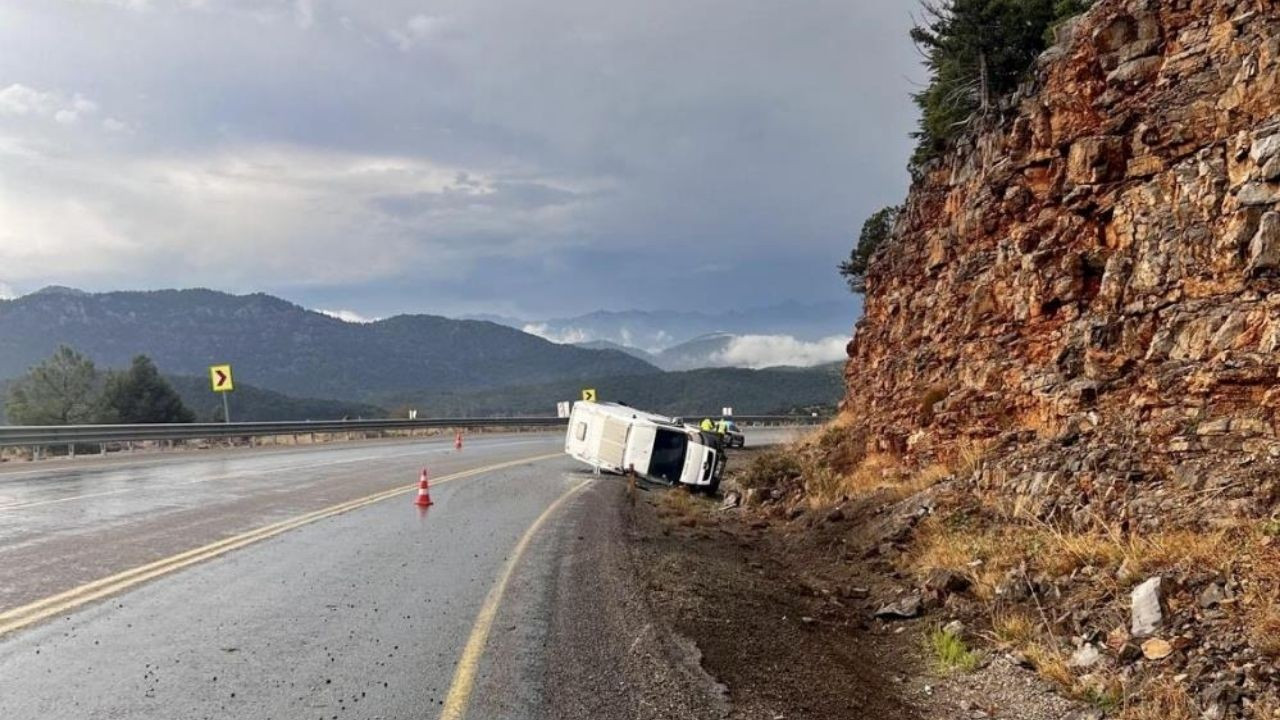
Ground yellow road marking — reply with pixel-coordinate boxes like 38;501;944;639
440;477;592;720
0;450;436;512
0;452;563;639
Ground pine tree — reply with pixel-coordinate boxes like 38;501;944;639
840;206;902;293
100;355;196;424
910;0;1093;169
4;346;103;425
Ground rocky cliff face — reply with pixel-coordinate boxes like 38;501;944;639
845;0;1280;530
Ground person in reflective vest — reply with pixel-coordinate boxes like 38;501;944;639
700;418;714;431
715;418;730;435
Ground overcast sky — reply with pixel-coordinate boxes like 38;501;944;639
0;0;920;320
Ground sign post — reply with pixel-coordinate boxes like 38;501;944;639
721;407;734;417
209;364;235;423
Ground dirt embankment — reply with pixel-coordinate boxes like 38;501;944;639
621;446;1090;720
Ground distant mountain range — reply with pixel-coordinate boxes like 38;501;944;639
574;332;850;372
471;299;861;351
574;334;738;371
0;287;850;422
387;363;844;418
0;287;656;402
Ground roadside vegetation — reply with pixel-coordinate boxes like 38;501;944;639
909;0;1093;170
1;345;385;426
841;1;1095;294
734;431;1280;716
928;625;982;673
4;345;193;425
838;205;900;294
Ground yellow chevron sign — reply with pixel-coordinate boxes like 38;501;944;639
209;364;234;393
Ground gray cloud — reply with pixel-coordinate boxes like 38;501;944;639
371;176;587;217
0;0;920;318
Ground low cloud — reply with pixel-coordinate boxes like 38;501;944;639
711;334;847;369
318;308;378;323
522;323;589;345
389;13;450;51
0;281;16;300
371;177;584;217
0;84;98;125
294;0;315;29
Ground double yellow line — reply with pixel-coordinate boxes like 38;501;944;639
0;452;562;639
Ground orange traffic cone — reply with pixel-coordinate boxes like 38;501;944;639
454;431;463;451
415;468;433;507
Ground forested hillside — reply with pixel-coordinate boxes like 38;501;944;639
388;364;842;417
0;288;656;401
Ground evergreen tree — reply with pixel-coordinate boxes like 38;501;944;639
4;346;103;425
100;355;196;424
910;0;1093;169
840;205;902;293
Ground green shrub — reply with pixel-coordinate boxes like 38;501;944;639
737;450;804;490
839;205;901;293
929;626;981;672
909;0;1094;171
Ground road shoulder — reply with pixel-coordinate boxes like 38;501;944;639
538;478;730;719
540;458;1089;719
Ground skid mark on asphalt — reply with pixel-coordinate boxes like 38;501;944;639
439;476;592;720
0;453;563;639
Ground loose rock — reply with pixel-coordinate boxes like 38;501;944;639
1141;637;1173;660
1130;576;1164;638
874;594;923;620
1069;643;1102;669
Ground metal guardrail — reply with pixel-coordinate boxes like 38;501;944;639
0;415;821;449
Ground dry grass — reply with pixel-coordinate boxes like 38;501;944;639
990;610;1036;647
907;509;1251;603
810;425;867;476
804;436;990;509
736;449;803;491
1249;600;1280;658
656;487;705;527
761;421;1272;718
906;516;1027;601
803;466;846;507
784;423;1280;719
1118;677;1197;720
809;451;904;505
951;440;988;479
905;507;1266;716
1021;643;1074;689
1019;641;1126;710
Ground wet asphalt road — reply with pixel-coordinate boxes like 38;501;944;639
0;433;562;611
0;427;800;719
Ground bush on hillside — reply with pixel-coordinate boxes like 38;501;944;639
909;0;1094;171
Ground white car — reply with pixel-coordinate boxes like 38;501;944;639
722;421;745;448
